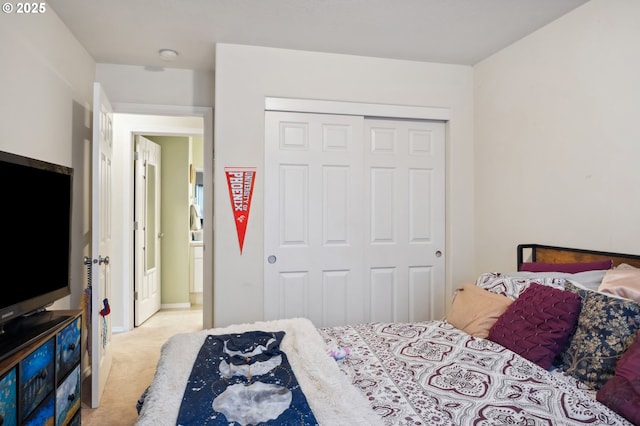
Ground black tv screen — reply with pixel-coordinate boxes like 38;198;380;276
0;150;73;328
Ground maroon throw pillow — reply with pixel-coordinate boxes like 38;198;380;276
596;375;640;425
519;259;612;273
488;283;582;369
613;331;640;394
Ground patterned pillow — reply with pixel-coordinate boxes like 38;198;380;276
560;282;640;390
508;269;607;290
487;283;582;370
475;272;565;300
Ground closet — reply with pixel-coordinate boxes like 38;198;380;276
264;109;445;327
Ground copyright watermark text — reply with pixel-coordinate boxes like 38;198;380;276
3;2;47;13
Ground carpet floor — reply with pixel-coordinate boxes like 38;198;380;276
80;307;202;426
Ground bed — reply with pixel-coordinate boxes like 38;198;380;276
136;244;640;425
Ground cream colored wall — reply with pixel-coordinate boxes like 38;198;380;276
213;44;475;327
145;136;191;305
0;10;95;313
191;136;204;169
474;0;640;274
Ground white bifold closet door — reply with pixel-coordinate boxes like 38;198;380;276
264;111;445;327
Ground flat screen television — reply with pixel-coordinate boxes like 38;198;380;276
0;150;73;358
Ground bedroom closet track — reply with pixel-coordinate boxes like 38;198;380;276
264;110;446;327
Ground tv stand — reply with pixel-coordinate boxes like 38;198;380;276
0;310;69;362
0;310;82;425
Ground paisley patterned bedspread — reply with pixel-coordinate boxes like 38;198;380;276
319;320;632;426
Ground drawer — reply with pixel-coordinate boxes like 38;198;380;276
55;364;80;426
56;316;82;382
23;394;54;426
0;367;17;425
68;410;81;426
20;338;54;421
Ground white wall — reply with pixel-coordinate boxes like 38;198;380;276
96;64;214;107
0;10;95;311
213;44;475;327
474;0;640;273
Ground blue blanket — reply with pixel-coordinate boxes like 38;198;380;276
177;330;318;425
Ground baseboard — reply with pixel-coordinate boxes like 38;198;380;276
160;302;192;309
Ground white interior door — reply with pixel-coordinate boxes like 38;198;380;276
265;112;365;327
134;135;162;326
90;82;113;408
265;111;446;327
364;119;446;322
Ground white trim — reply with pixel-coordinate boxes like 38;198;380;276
265;97;451;121
113;103;211;117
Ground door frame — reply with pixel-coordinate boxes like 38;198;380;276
265;97;451;121
113;103;214;331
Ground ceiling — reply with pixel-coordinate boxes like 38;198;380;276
48;0;589;72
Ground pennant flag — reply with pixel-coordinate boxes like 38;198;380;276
225;167;256;254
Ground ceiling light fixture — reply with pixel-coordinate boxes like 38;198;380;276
158;49;179;61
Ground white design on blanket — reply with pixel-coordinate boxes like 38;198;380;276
219;355;282;378
213;382;291;424
214;335;290;424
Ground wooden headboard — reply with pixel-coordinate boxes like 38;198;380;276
517;244;640;270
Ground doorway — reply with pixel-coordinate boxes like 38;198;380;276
110;106;213;333
134;132;204;325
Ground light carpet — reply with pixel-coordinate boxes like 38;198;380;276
81;308;202;426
